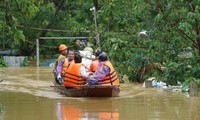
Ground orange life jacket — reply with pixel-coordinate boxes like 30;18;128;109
98;112;119;120
63;63;86;89
89;60;99;72
97;61;119;85
61;59;75;76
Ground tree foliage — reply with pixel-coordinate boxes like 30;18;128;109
0;0;200;85
99;0;200;85
0;0;93;55
0;56;8;67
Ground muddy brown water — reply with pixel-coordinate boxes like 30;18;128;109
0;67;200;120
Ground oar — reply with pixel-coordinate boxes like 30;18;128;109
50;85;64;87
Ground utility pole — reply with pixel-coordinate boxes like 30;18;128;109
93;6;100;48
92;0;100;48
91;1;100;48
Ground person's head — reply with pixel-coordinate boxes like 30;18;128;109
59;44;67;55
74;52;82;63
66;47;72;56
95;50;103;58
98;53;108;62
67;49;74;61
76;40;81;46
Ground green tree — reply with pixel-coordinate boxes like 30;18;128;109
146;0;200;85
98;0;200;84
1;0;200;86
0;0;94;55
0;0;39;51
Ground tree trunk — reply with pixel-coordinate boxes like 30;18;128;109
197;38;200;58
196;24;200;63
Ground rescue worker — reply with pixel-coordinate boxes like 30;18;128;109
89;50;103;72
56;49;75;84
63;52;92;89
53;44;67;84
54;44;68;69
87;53;119;86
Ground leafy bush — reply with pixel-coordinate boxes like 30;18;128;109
182;77;200;92
20;57;30;67
0;56;8;67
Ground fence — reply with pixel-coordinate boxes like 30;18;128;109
3;56;26;67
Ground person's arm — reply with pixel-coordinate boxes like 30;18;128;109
54;60;58;70
79;66;90;78
94;66;110;80
56;59;65;74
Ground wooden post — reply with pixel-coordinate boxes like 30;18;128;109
189;80;198;97
36;39;39;66
145;80;152;88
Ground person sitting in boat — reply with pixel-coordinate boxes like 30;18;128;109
56;49;75;84
53;44;68;83
87;53;119;86
54;44;68;70
89;49;103;72
63;52;92;89
79;47;94;70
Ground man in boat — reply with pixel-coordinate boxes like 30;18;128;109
56;49;75;84
87;53;119;86
63;52;92;89
53;44;68;84
54;44;68;70
89;49;103;72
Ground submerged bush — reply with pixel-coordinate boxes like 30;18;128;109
0;56;8;67
20;57;30;67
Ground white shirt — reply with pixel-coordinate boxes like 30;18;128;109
79;66;90;78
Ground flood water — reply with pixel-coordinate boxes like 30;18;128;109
0;67;200;120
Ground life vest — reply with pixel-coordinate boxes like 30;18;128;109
97;61;119;85
55;54;66;69
89;60;99;72
61;59;75;76
63;63;86;89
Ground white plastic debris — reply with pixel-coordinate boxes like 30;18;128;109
138;30;148;39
